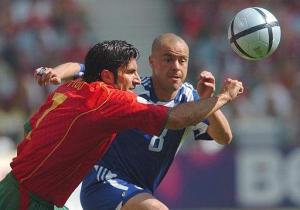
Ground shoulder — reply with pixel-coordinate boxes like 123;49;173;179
181;82;196;96
141;76;151;87
182;82;194;90
89;82;136;105
137;76;151;92
176;82;199;102
134;76;152;99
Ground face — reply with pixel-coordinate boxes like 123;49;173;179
115;58;141;91
150;40;189;98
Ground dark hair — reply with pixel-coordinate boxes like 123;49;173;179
83;40;140;83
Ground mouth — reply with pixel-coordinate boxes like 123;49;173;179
169;75;181;82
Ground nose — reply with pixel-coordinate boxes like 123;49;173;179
133;72;141;85
172;60;180;70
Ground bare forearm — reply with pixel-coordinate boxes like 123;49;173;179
207;110;232;145
166;78;243;130
166;93;231;130
53;62;81;80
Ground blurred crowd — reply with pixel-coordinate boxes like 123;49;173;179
172;0;300;147
1;0;299;154
0;0;91;151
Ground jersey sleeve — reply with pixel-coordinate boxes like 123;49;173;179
192;120;213;141
102;89;169;136
74;64;85;78
187;87;213;141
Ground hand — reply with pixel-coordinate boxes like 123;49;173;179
220;78;244;101
196;70;216;98
34;67;62;86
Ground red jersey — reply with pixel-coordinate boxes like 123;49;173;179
11;79;168;206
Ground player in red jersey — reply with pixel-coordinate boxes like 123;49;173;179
0;40;243;210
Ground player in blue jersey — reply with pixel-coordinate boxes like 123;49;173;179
35;33;234;210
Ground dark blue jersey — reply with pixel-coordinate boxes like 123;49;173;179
81;76;212;193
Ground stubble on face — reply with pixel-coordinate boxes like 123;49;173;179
151;34;189;100
116;58;139;92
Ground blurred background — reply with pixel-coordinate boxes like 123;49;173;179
0;0;299;209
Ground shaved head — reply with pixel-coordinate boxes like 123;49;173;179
149;33;189;100
151;33;189;55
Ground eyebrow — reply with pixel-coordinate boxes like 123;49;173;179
163;53;188;59
124;68;137;73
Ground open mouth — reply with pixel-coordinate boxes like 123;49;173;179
169;76;181;81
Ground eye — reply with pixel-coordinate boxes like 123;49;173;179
125;69;136;74
163;57;172;63
179;58;187;64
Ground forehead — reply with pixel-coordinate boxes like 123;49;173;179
157;40;189;57
120;58;138;72
127;58;137;68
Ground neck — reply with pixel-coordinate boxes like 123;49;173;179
152;77;178;101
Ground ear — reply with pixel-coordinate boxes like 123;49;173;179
100;69;115;85
149;55;154;69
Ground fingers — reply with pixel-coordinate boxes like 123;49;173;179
43;69;54;82
34;67;57;86
225;78;242;87
35;67;46;76
238;84;244;94
222;78;244;100
34;67;46;86
50;77;61;85
34;67;46;85
198;70;215;82
197;71;217;98
233;80;243;96
198;70;215;87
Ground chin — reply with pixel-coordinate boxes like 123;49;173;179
169;84;180;92
173;82;182;89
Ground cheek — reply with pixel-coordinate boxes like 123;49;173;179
121;76;132;86
117;76;125;86
183;67;188;75
155;65;168;75
181;65;188;74
161;62;171;69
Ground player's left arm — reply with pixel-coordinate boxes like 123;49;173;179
196;70;232;145
206;110;232;144
34;62;83;86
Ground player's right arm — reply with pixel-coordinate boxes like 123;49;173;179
104;78;243;137
34;62;83;86
166;78;243;130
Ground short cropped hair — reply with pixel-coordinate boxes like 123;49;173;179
83;40;140;83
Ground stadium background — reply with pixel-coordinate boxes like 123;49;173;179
0;0;299;209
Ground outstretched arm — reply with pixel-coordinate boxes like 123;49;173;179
34;62;82;86
207;110;232;144
166;78;243;130
196;71;233;145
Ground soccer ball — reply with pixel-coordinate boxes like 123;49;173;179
228;7;281;60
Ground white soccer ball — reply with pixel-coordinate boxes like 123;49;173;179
228;7;281;60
